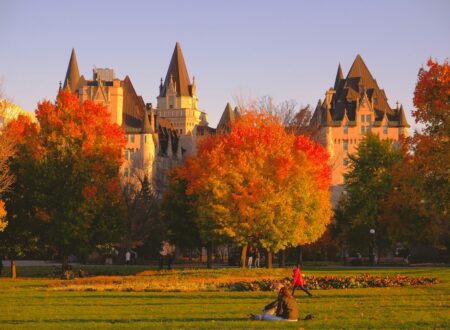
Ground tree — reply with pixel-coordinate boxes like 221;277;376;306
384;59;449;250
173;112;332;268
0;135;15;232
337;133;402;258
122;174;161;257
2;91;126;270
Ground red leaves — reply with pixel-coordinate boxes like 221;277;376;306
413;58;450;126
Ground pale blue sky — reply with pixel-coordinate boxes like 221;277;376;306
0;0;449;129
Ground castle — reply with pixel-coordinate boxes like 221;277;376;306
61;46;408;199
312;55;409;202
62;43;210;194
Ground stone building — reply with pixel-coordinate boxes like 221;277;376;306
62;48;182;195
311;55;409;203
156;42;209;155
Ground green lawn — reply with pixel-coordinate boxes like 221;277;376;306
1;267;449;329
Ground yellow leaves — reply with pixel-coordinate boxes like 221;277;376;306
0;200;7;232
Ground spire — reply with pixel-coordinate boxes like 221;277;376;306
325;107;333;125
398;105;410;127
217;103;235;132
160;42;191;97
63;48;80;92
334;63;344;90
347;54;377;88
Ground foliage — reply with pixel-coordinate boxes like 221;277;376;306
162;174;202;250
223;274;438;291
122;175;161;251
0;200;6;232
384;59;449;249
173;112;332;255
337;133;402;253
1;91;126;261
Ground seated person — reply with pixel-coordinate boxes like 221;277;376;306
250;286;299;321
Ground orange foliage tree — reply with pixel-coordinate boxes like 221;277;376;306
172;112;333;267
384;59;449;249
1;91;126;268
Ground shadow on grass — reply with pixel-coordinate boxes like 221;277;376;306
0;317;248;324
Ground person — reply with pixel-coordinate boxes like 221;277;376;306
247;246;253;268
292;264;313;297
250;286;299;321
254;247;260;268
125;250;131;265
159;241;168;270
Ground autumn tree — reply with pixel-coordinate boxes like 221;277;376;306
162;172;204;262
384;59;449;250
173;112;332;268
336;133;402;257
2;91;126;270
122;174;161;257
0;134;15;232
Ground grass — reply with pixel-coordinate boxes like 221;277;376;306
0;267;449;329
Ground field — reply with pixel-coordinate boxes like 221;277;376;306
0;266;449;329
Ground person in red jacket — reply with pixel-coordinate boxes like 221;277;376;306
291;264;312;297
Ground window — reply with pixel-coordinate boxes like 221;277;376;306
343;140;348;151
361;126;365;134
125;150;129;160
366;115;371;122
130;134;135;143
374;98;378;105
361;115;365;122
344;125;348;134
343;158;349;166
383;125;388;134
124;168;129;177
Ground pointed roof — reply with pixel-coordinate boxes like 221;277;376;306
63;48;80;92
346;54;377;89
398;105;410;127
160;42;191;97
334;63;344;90
217;103;235;132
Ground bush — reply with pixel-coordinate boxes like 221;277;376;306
220;274;438;291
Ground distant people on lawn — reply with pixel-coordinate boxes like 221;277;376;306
125;250;131;265
292;264;313;297
159;241;175;270
254;247;260;268
247;246;254;268
250;286;299;321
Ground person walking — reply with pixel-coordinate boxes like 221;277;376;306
291;264;312;297
125;250;131;265
254;247;260;268
247;246;253;269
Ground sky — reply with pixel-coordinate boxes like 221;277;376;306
0;0;449;129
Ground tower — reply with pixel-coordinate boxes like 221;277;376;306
156;42;208;154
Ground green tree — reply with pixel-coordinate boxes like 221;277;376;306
338;133;402;257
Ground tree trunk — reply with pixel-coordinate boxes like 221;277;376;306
279;250;286;268
297;246;303;266
266;251;273;269
240;245;247;268
11;259;16;279
62;255;68;272
206;242;213;269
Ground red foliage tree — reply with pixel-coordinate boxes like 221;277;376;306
2;91;126;268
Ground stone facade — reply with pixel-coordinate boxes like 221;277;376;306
311;55;409;203
156;42;209;155
62;48;183;195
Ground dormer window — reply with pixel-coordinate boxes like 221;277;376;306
344;125;348;134
383;125;388;134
